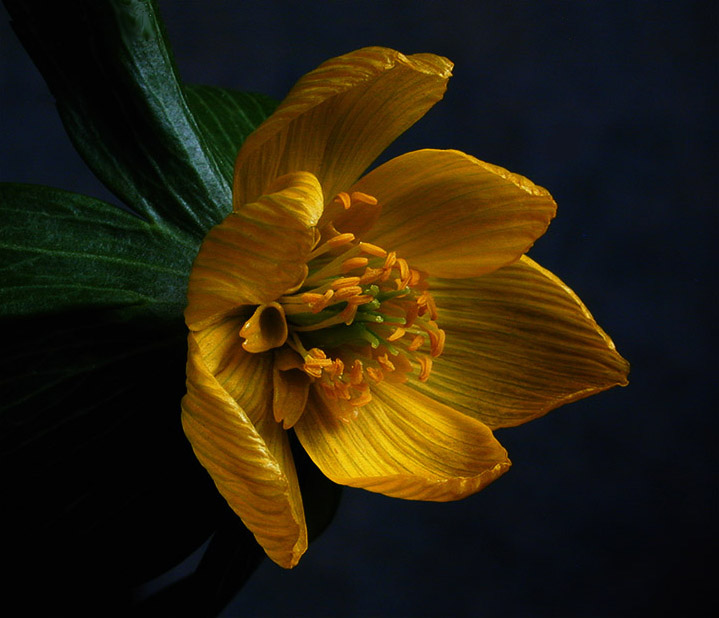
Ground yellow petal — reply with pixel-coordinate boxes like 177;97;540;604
233;47;453;208
273;347;312;429
182;319;307;568
350;149;556;277
294;383;511;502
185;172;324;330
240;302;288;353
412;255;630;429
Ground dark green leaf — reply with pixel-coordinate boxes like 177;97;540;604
3;0;234;237
0;183;193;321
183;84;278;186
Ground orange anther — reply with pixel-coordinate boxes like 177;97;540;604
403;303;419;328
349;359;364;384
334;285;363;301
433;328;446;357
326;232;355;247
377;354;395;372
306;289;334;312
350;191;378;206
301;292;324;304
408;334;424;351
308;348;328;360
331;276;361;289
396;258;409;281
417;355;433;382
365;367;384;383
359;242;387;257
333;192;352;209
387;327;406;342
339;303;359;325
341;257;369;273
359;267;383;285
304;365;323;379
427;327;446;357
427;294;439;321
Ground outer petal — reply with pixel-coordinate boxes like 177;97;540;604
294;382;511;502
233;47;453;207
412;255;630;429
181;317;307;568
185;172;323;330
347;149;556;278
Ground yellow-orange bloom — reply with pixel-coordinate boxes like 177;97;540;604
181;47;629;568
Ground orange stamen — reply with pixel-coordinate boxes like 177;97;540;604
350;191;378;205
387;326;406;342
377;354;395;372
341;256;369;273
408;334;424;351
349;360;364;384
365;367;384;383
331;276;361;289
333;192;352;209
334;285;363;301
359;242;387;257
326;232;356;247
418;355;433;382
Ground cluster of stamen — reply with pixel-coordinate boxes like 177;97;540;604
278;191;445;422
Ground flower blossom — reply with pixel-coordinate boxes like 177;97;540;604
181;47;629;568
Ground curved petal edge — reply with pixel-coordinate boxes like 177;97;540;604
233;47;453;206
295;383;511;502
416;255;630;429
182;332;307;568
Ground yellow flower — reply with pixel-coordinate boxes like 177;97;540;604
181;47;629;568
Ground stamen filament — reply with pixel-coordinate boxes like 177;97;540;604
304;244;363;285
270;191;443;424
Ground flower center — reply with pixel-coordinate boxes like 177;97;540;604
284;191;445;421
240;191;445;424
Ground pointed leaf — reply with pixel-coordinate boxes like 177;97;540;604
3;0;271;236
0;183;192;320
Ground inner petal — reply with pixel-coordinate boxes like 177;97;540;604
241;302;289;353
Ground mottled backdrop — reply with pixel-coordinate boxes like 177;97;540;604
1;1;715;617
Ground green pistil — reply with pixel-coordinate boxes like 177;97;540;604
376;287;410;302
361;299;381;312
381;316;407;325
302;322;382;349
287;275;415;357
353;311;384;324
287;305;343;326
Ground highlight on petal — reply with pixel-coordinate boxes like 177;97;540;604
294;383;511;502
412;255;630;429
233;47;453;207
182;320;307;568
349;149;556;278
185;172;324;330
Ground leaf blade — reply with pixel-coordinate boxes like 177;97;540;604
0;182;192;320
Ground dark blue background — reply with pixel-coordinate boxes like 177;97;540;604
1;1;715;616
